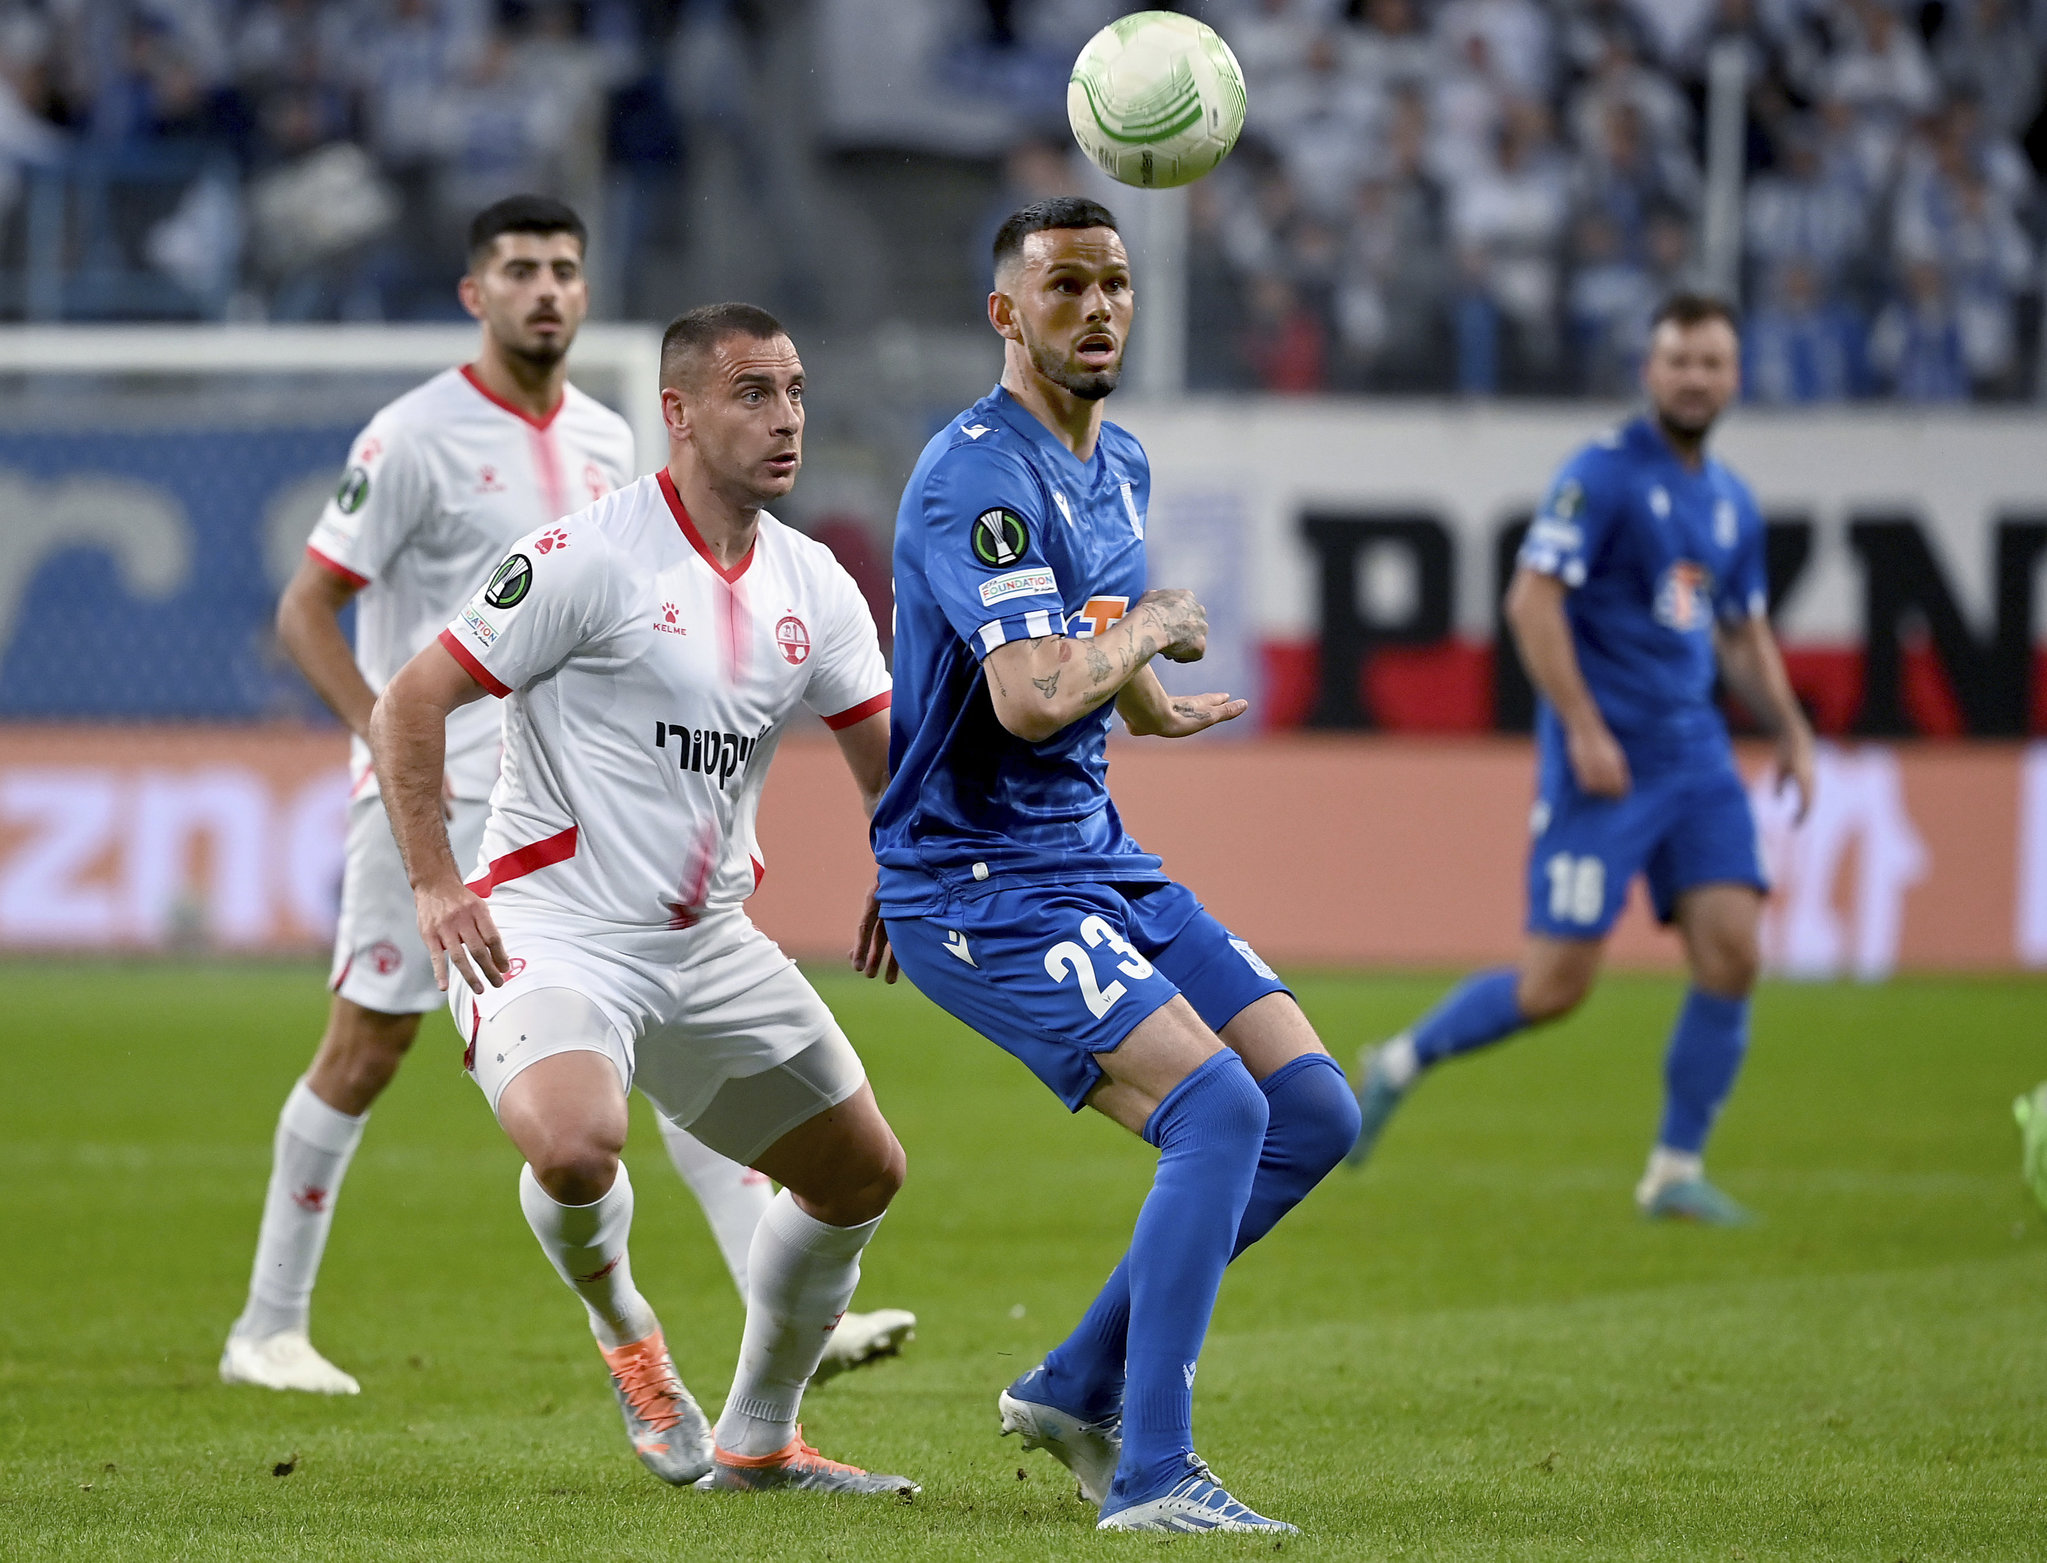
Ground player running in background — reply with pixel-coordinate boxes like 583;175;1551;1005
223;198;909;1396
1348;294;1816;1225
371;303;914;1495
862;198;1361;1534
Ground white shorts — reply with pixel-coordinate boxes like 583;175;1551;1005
448;907;865;1158
329;790;491;1015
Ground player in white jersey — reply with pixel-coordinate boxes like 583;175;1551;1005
221;201;910;1398
368;303;915;1495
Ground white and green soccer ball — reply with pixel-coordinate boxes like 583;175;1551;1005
1067;11;1247;189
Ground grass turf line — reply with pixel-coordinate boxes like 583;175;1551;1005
1;963;2043;1559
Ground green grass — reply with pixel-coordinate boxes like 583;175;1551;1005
2;963;2044;1560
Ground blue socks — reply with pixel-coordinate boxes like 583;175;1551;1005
1411;968;1527;1067
1658;988;1749;1154
1040;1053;1360;1496
1108;1050;1268;1506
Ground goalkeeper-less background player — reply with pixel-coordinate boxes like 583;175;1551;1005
1349;293;1816;1225
223;196;910;1394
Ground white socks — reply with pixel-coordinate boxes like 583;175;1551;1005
233;1078;368;1341
657;1112;775;1296
518;1161;658;1350
714;1190;882;1457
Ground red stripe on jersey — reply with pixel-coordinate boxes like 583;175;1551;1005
529;426;567;519
659;468;755;583
751;856;765;890
461;363;564;430
466;823;578;897
306;545;368;589
437;628;512;698
822;691;891;730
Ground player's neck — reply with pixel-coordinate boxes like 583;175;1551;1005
469;340;567;424
665;459;761;570
1650;413;1709;471
1002;361;1105;463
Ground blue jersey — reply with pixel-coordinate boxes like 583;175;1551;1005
1517;415;1768;772
873;386;1163;912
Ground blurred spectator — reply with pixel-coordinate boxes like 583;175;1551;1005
1333;84;1449;388
1572;98;1699;260
1241;270;1327;392
1935;0;2042;140
1744;117;1870;294
1435;0;1555;102
1340;0;1431;94
1869;261;1972;401
1449;100;1570;389
1566;209;1655;394
1262;27;1383;217
1745;257;1867;402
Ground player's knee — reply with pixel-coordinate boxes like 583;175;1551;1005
1517;969;1591;1024
527;1135;623;1207
1299;1057;1364;1168
1694;934;1759;998
801;1134;904;1227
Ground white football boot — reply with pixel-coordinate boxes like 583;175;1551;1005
219;1330;361;1395
998;1364;1122;1504
812;1307;917;1383
1097;1458;1298;1534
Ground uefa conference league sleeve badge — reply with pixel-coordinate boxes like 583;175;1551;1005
485;553;532;609
972;508;1029;569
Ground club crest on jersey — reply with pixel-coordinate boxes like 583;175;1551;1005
335;465;370;514
478;464;507;493
1070;595;1129;638
484;553;531;609
775;614;811;664
1654;560;1713;632
368;939;403;976
972;507;1029;568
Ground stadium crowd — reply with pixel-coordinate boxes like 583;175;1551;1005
0;1;2042;402
1191;0;2047;399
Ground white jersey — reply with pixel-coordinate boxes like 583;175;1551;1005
437;469;891;933
305;365;637;800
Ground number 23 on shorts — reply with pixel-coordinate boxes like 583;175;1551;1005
1045;915;1155;1019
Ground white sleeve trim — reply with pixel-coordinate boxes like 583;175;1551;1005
1023;608;1053;638
978;620;1006;653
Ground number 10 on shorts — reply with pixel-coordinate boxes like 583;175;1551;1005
1045;915;1155;1018
1545;852;1606;925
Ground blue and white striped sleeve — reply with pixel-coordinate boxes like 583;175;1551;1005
920;443;1068;659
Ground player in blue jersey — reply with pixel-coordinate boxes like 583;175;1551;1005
1348;294;1815;1223
858;198;1361;1535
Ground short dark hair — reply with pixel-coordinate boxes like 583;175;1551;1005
468;195;587;265
992;196;1120;278
660;302;789;388
1652;291;1740;335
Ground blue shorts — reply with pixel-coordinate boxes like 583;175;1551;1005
885;879;1290;1111
1526;749;1767;939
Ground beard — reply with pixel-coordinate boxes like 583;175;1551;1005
1654;398;1719;443
1024;324;1122;401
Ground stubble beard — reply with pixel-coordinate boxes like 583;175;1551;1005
1025;324;1121;402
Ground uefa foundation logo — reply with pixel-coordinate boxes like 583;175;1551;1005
775;614;811;665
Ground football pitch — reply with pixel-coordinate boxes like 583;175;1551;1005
3;962;2044;1561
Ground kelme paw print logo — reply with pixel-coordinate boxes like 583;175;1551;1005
533;528;569;554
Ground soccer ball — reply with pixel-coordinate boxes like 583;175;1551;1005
1067;11;1247;189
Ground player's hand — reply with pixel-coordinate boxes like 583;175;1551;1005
1566;720;1631;798
1135;588;1209;663
849;885;898;984
416;878;511;994
1124;689;1249;738
1775;721;1815;825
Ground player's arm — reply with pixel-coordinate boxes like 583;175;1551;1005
982;587;1211;742
1115;664;1248;738
367;641;508;994
276;555;376;737
831;710;900;984
1503;568;1630;798
1715;614;1815;822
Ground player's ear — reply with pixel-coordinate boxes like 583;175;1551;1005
660;383;691;444
457;270;486;323
988;288;1021;344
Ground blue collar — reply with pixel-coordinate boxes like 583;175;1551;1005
988;385;1101;483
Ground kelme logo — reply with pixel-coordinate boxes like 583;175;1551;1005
336;466;370;514
972;507;1029;568
484;553;532;609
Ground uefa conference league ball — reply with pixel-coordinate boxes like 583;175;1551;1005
1067;11;1247;189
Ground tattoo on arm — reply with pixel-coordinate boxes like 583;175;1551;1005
1084;640;1112;684
1033;669;1061;698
